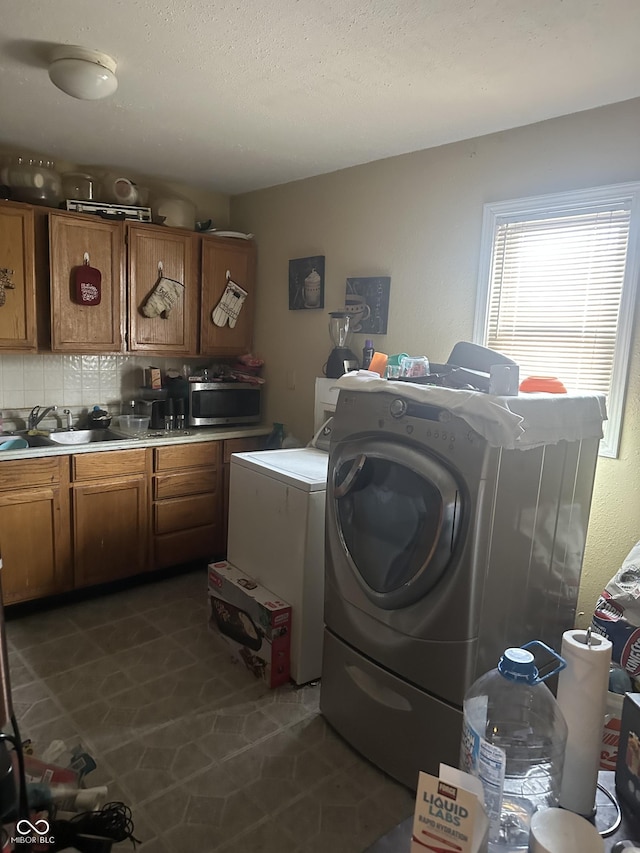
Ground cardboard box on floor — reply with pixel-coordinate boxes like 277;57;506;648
208;561;291;688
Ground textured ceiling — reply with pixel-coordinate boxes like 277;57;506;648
1;0;640;195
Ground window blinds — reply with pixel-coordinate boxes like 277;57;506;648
486;207;630;395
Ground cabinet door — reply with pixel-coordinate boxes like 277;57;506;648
49;212;124;352
0;203;37;351
200;237;256;356
73;474;148;587
128;225;198;354
0;485;72;604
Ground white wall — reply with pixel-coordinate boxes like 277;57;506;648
231;97;640;624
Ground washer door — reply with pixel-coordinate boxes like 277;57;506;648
330;437;462;610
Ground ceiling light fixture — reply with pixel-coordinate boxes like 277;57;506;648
49;46;118;100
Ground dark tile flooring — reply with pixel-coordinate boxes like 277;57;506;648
5;569;414;852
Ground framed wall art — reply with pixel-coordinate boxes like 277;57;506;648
289;256;325;310
345;276;391;334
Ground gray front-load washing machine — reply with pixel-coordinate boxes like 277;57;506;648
320;385;601;789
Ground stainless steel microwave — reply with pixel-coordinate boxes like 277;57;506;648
188;382;262;427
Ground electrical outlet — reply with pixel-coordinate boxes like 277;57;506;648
286;370;296;390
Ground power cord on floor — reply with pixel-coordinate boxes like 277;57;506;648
50;802;140;852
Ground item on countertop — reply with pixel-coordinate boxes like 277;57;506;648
88;406;111;429
368;351;388;377
592;539;640;678
460;641;568;850
0;436;29;450
399;355;430;378
141;276;184;319
557;629;612;817
412;765;489;853
615;693;640;816
164;397;175;431
528;808;604;853
520;376;568;393
385;353;409;379
236;352;264;370
73;254;101;305
601;684;625;771
211;271;248;327
117;415;150;433
229;369;265;385
489;362;520;396
362;339;375;370
174;398;186;431
325;311;359;378
265;422;285;450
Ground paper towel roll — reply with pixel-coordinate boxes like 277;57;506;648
557;629;612;816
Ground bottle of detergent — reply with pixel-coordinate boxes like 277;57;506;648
460;642;568;852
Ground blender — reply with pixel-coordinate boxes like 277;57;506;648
325;311;359;378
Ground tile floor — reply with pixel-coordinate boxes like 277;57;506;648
5;568;415;852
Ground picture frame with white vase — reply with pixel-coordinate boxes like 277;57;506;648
288;255;325;310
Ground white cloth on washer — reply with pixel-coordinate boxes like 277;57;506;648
332;371;607;450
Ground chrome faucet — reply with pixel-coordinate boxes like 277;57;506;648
63;409;74;430
28;405;57;431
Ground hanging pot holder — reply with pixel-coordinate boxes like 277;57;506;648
74;254;101;305
212;270;248;327
141;263;184;319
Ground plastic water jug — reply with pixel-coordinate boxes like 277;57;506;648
460;641;568;852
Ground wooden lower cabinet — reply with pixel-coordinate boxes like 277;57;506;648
221;436;265;553
0;457;72;604
0;435;265;604
71;448;148;587
152;442;221;568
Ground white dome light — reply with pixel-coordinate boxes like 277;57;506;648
49;46;118;100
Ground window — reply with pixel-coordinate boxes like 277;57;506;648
474;183;640;458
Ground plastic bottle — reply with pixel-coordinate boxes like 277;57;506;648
265;422;285;450
460;642;568;852
362;339;375;370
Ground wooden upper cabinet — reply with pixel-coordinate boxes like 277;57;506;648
200;236;256;356
127;224;198;355
0;202;37;351
49;212;124;352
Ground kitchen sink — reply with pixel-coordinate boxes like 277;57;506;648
10;428;131;448
47;428;130;445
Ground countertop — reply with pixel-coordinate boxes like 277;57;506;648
0;424;271;462
365;771;638;852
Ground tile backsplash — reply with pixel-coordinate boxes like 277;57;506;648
0;354;200;430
